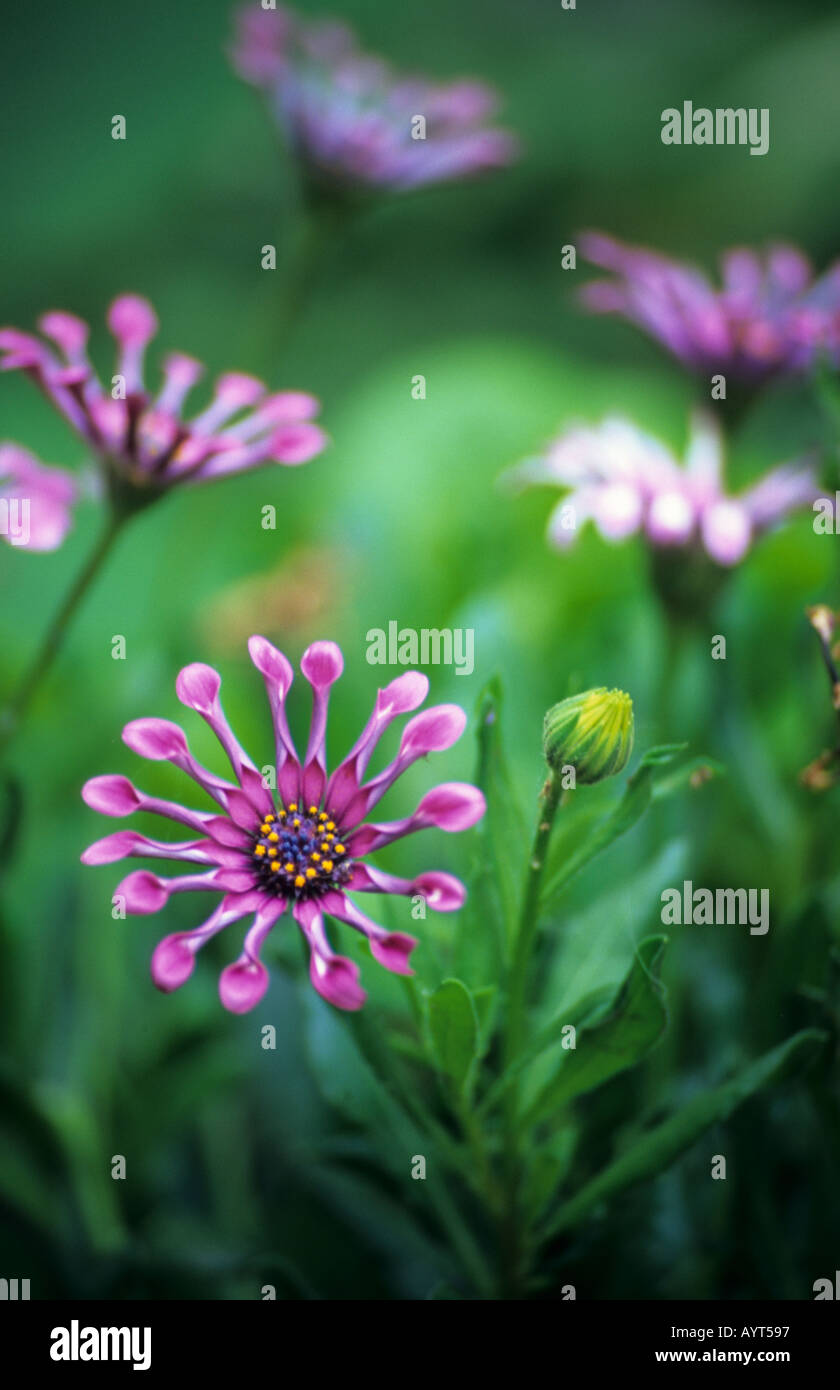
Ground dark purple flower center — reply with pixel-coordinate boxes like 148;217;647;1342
251;803;353;900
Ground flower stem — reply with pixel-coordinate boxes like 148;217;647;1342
0;510;126;758
505;768;565;1069
499;766;565;1295
256;194;353;374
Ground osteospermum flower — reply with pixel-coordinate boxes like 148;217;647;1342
0;296;326;504
510;413;820;567
81;639;486;1014
0;444;76;551
579;232;840;384
230;4;517;195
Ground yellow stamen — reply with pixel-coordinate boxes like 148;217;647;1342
254;845;266;857
334;844;345;855
284;862;295;873
322;860;333;872
305;867;317;879
268;831;279;843
294;874;305;888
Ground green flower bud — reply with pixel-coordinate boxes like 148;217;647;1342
542;687;634;785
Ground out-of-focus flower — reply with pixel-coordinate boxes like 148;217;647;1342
0;444;76;551
230;4;517;196
81;639;485;1014
543;688;634;785
510;413;821;567
0;296;327;511
200;544;352;655
579;232;840;384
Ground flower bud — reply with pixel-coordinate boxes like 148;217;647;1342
542;687;634;785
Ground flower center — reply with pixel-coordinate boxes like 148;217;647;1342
251;803;352;899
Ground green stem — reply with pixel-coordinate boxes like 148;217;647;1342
505;769;565;1070
499;767;565;1295
0;510;126;758
343;1008;494;1296
256;195;352;374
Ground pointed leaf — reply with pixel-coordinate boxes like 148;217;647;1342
426;978;479;1093
543;1028;827;1239
521;936;669;1129
541;747;723;910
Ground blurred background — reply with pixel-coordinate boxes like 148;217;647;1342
1;0;839;1299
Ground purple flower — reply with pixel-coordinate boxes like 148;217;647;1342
0;296;327;504
0;444;76;551
510;413;821;567
81;639;486;1014
230;4;517;195
580;232;840;384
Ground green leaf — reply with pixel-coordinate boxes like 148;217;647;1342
542;1028;827;1239
426;978;480;1094
477;982;616;1117
540;746;723;910
521;935;669;1129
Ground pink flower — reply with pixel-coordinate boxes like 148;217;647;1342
0;444;76;551
580;232;840;384
0;297;327;503
510;414;821;568
81;639;486;1014
230;5;517;195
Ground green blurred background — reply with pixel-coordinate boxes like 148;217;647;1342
1;0;839;1299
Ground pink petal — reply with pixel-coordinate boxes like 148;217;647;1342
175;662;221;716
217;905;282;1014
369;931;417;976
247;635;301;804
301;640;344;692
116;870;170;914
399;704;467;757
81;775;141;816
107;294;158;347
122;717;189;761
213;372;264;408
219;957;269;1013
269;423;328;465
415;782;486;832
38;311;89;358
81;831;142;865
151;933;199;991
258;391;320;423
150;898;253;993
700;500;751;566
413;870;466;912
309;951;366;1010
